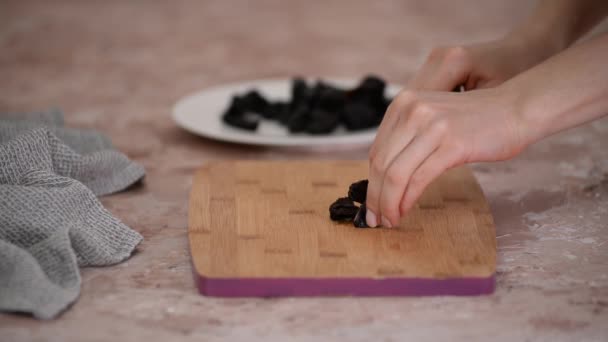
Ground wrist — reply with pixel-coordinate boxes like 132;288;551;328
500;33;608;150
495;80;539;152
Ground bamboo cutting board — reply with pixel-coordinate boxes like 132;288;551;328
188;160;496;296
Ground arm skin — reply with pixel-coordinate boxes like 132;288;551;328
507;34;608;147
510;0;608;53
407;0;608;92
365;2;608;228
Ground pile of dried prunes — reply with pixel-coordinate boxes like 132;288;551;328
329;179;370;228
222;75;391;134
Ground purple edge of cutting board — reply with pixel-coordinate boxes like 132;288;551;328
190;262;496;297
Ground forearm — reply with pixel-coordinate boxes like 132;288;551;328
506;0;608;56
505;33;608;146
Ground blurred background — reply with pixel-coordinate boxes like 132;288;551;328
1;0;536;140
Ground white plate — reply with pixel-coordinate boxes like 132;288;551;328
172;78;402;147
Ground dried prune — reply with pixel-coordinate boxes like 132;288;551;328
317;87;347;112
306;109;340;134
223;95;244;115
353;203;369;228
341;103;378;130
221;75;392;133
348;179;368;203
222;111;259;131
292;78;309;98
264;101;289;120
329;179;373;228
375;97;391;118
308;81;334;109
287;105;310;133
221;96;260;131
329;197;359;221
290;78;311;111
360;76;385;95
349;76;386;105
241;90;269;114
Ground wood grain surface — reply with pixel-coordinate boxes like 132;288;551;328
188;160;496;296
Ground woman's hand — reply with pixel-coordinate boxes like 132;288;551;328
366;31;608;228
365;1;608;228
365;87;526;228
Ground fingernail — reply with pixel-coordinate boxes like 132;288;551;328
366;209;378;227
381;215;393;228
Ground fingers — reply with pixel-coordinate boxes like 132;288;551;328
399;145;463;215
367;92;418;227
375;121;444;227
373;102;428;170
369;94;421;170
369;90;414;158
409;47;473;91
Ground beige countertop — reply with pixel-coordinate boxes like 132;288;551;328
1;1;607;341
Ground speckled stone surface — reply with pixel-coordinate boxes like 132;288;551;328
1;1;607;341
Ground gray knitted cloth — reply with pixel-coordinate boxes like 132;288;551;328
0;111;145;319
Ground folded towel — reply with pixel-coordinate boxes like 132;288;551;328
0;116;112;154
0;111;145;319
